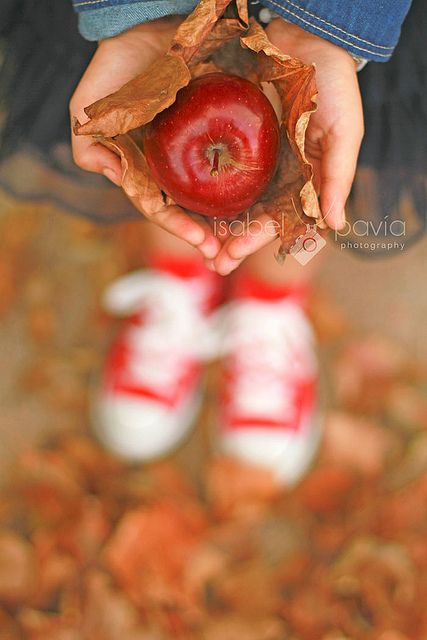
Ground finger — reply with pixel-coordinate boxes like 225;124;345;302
206;215;234;243
194;217;222;259
320;122;364;230
154;207;216;259
135;201;221;259
71;134;123;185
70;41;160;182
214;212;279;275
204;259;217;272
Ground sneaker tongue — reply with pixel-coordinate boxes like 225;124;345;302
149;254;210;280
149;254;223;312
230;272;309;306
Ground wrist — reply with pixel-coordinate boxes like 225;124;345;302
98;16;184;51
268;18;359;73
349;54;368;72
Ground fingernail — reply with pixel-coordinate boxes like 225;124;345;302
202;242;220;260
217;259;241;277
103;167;121;186
336;209;346;230
205;259;216;271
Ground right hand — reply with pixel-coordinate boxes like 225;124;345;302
211;18;364;275
70;18;221;260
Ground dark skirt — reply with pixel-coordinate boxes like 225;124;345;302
1;0;426;255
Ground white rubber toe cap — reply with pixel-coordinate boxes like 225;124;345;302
221;417;321;486
92;391;201;461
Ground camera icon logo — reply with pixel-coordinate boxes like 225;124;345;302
289;224;326;265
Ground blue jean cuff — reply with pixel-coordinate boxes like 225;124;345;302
78;1;198;40
260;0;395;61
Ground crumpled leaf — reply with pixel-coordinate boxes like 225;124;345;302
332;537;416;628
75;56;191;138
16;449;84;526
0;531;35;603
202;614;287;640
213;561;281;615
386;432;427;489
207;457;281;521
333;336;408;413
170;0;246;63
81;571;151;640
239;21;322;253
17;609;80;640
102;133;165;213
104;500;207;609
0;607;20;639
74;0;320;257
296;466;356;514
321;411;394;476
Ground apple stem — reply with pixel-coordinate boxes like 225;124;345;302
210;149;220;177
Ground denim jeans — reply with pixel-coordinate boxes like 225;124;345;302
71;0;412;60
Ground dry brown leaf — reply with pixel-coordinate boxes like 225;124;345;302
59;435;125;480
27;306;56;343
189;19;247;67
322;411;394;476
207;457;281;521
81;571;149;640
102;133;167;215
307;289;350;341
385;384;427;431
280;587;330;638
183;542;228;599
386;432;427;489
55;497;110;563
333;336;408;411
378;633;413;640
239;21;322;247
332;538;417;630
104;500;207;608
296;466;356;514
0;254;19;317
16;450;84;525
214;562;281;616
376;478;427;537
76;55;191;138
0;607;20;639
254;515;307;565
30;534;76;610
17;609;80;640
171;0;247;63
202;614;287;640
0;532;35;604
73;0;319;255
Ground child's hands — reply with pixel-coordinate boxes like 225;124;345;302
212;18;364;275
70;18;221;260
71;17;363;274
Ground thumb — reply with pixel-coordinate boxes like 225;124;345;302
320;123;364;230
71;130;123;186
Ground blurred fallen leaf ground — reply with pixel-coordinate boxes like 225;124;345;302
1;192;427;639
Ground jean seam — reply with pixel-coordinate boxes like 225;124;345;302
265;0;391;57
269;0;394;50
75;0;114;6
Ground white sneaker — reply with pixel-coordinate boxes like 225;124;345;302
92;265;221;460
217;285;321;485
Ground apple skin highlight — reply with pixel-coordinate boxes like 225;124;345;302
143;73;281;218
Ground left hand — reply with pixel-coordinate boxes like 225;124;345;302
211;18;364;275
70;18;221;262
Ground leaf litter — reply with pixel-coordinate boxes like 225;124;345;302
1;205;427;639
1;328;427;639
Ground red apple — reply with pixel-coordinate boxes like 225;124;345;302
143;73;280;218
